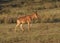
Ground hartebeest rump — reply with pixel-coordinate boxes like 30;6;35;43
15;12;38;32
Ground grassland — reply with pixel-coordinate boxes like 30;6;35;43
0;0;60;23
0;8;60;24
0;23;60;43
0;0;60;43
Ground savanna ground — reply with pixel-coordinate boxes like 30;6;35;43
0;23;60;43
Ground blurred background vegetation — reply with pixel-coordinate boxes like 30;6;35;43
0;0;60;24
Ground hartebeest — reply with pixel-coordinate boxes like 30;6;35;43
15;11;38;32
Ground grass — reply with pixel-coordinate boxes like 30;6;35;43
0;0;60;43
0;8;60;24
0;23;60;43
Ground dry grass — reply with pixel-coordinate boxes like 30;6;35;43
0;8;60;23
0;23;60;43
0;0;60;43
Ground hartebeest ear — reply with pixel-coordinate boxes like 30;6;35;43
35;10;37;13
35;11;38;15
33;10;37;13
32;10;38;16
33;10;37;14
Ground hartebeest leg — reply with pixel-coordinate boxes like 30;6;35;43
15;23;20;31
28;22;30;31
20;24;24;32
15;20;20;31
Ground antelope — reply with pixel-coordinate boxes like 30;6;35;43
15;11;38;32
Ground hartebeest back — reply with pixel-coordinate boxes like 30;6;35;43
15;12;38;32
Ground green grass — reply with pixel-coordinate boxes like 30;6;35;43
0;23;60;43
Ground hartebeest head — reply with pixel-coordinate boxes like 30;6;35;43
31;11;38;19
